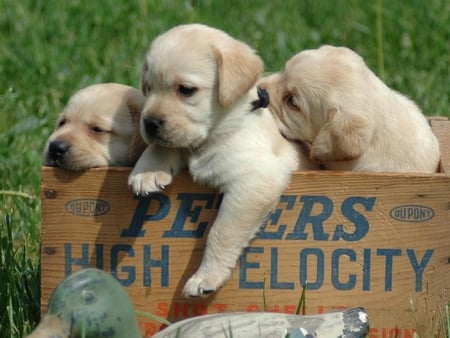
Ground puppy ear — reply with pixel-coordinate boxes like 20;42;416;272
140;59;150;96
127;95;148;164
310;108;371;163
257;73;282;115
213;43;264;107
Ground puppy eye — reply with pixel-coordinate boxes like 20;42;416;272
57;118;66;128
144;84;151;95
286;94;300;110
178;85;198;97
90;126;107;134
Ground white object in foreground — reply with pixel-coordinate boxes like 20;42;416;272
154;307;369;338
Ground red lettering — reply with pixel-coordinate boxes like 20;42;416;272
389;328;400;337
193;303;208;316
317;305;324;314
404;329;416;338
138;321;158;338
265;304;280;312
369;327;417;338
173;302;189;319
283;305;297;314
156;302;169;317
246;304;260;312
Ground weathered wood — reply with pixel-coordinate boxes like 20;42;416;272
41;117;450;338
430;117;450;173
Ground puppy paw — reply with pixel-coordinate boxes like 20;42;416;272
182;270;231;298
128;170;173;195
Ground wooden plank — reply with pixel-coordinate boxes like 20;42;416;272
430;117;450;173
41;167;450;337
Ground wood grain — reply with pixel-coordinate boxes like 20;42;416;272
40;118;450;336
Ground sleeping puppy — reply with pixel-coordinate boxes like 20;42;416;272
258;45;440;172
43;83;147;170
129;24;317;297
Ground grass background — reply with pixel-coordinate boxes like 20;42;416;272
0;0;448;337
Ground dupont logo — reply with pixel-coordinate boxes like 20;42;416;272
65;199;110;217
389;205;434;222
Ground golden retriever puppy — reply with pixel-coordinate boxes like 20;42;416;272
259;45;440;172
129;24;317;297
43;83;147;170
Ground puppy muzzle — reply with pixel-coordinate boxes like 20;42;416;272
48;140;70;161
143;116;164;139
43;140;70;167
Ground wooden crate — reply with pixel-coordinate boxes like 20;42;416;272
41;117;450;337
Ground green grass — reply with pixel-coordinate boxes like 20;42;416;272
0;1;448;337
1;214;40;336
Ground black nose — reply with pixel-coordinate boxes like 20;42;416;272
144;117;164;138
48;140;70;160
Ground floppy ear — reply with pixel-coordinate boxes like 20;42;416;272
310;107;371;163
212;42;264;107
140;60;150;96
127;95;148;164
257;73;283;115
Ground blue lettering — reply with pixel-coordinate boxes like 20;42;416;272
331;249;356;290
163;193;217;238
333;197;375;241
143;245;169;287
122;194;170;237
407;249;434;292
64;243;89;276
95;244;104;269
239;247;264;289
362;248;371;291
299;248;324;290
111;244;135;286
258;195;296;239
270;248;295;289
286;196;331;240
377;248;402;291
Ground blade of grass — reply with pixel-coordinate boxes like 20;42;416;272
263;276;267;312
409;298;423;338
295;282;307;315
0;190;35;200
135;310;172;327
1;215;40;337
446;303;449;338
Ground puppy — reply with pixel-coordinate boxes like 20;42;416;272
129;24;317;297
43;83;147;170
259;45;440;172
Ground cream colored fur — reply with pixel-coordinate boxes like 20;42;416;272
43;83;146;170
259;45;440;172
129;24;317;297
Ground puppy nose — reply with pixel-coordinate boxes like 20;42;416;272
48;140;69;160
144;117;164;138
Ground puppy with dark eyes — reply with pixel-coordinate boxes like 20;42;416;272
43;83;147;170
259;45;440;172
129;24;318;297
